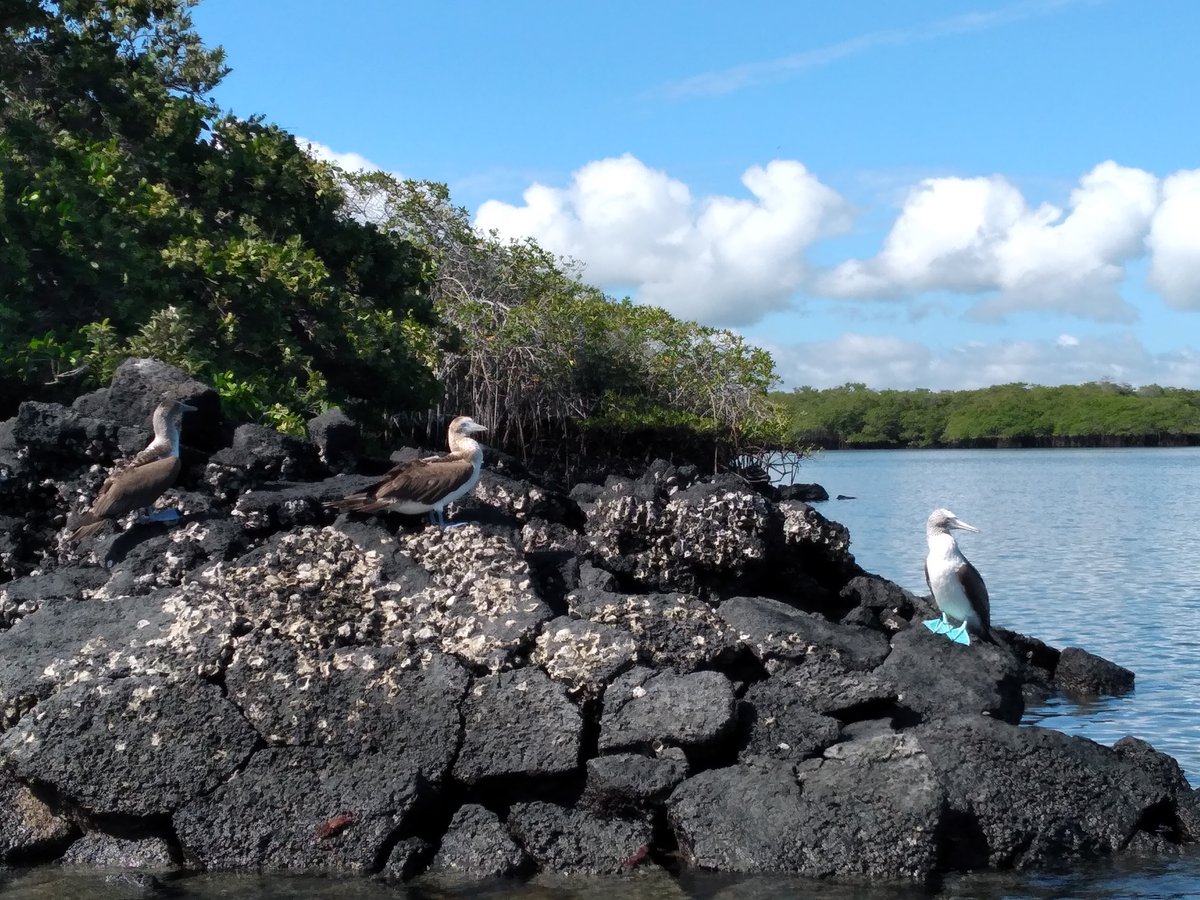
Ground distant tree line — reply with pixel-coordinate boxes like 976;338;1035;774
1;0;788;474
775;382;1200;449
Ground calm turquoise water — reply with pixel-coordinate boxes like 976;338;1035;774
2;449;1197;898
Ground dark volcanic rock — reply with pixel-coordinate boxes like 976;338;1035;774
761;659;899;719
191;526;393;652
667;758;799;873
1113;737;1200;843
0;566;108;630
737;676;842;761
669;734;943;880
585;751;690;809
774;500;861;594
778;483;829;503
215;423;322;481
381;836;433;881
598;668;737;755
506;801;654;875
0;676;257;817
174;747;424;872
881;627;1025;724
453;669;582;786
10;402;118;468
917;716;1189;869
205;426;326;502
1054;646;1135;696
838;574;925;634
227;641;468;783
95;517;248;598
307;408;359;473
428;804;531;880
0;768;75;863
62;833;175;869
231;479;352;533
718;595;890;671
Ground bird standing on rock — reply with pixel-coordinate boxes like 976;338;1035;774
69;398;196;541
923;507;991;646
328;415;487;527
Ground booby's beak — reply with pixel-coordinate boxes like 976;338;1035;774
949;517;980;533
464;421;487;434
180;401;198;412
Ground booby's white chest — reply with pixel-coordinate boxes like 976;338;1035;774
926;533;980;627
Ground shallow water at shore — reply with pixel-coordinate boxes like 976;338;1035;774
7;851;1200;899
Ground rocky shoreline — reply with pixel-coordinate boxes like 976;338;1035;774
0;359;1195;890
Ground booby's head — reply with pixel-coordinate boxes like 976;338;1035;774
447;415;487;452
927;507;980;536
150;398;197;454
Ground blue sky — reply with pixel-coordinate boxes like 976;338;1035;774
192;0;1200;391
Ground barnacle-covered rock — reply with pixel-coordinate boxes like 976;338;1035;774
569;587;740;673
387;525;554;671
533;616;638;696
584;474;773;595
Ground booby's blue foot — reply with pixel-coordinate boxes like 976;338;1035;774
945;622;971;646
137;508;180;525
923;615;951;635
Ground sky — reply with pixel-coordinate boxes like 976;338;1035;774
191;0;1200;391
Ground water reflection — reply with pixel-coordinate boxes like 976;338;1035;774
8;856;1200;900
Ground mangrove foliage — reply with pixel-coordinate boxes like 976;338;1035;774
1;0;788;471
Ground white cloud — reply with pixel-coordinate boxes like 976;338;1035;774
1147;169;1200;310
816;162;1159;322
297;137;388;175
768;332;1200;391
474;154;851;326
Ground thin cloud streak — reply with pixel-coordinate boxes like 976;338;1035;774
655;0;1098;100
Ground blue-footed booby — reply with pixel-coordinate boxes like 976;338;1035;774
923;508;991;646
329;415;487;527
69;398;196;541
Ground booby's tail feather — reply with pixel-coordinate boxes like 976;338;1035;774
326;496;391;514
68;518;107;542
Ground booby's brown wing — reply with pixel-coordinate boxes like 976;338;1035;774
957;560;991;635
71;456;181;539
329;455;475;512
